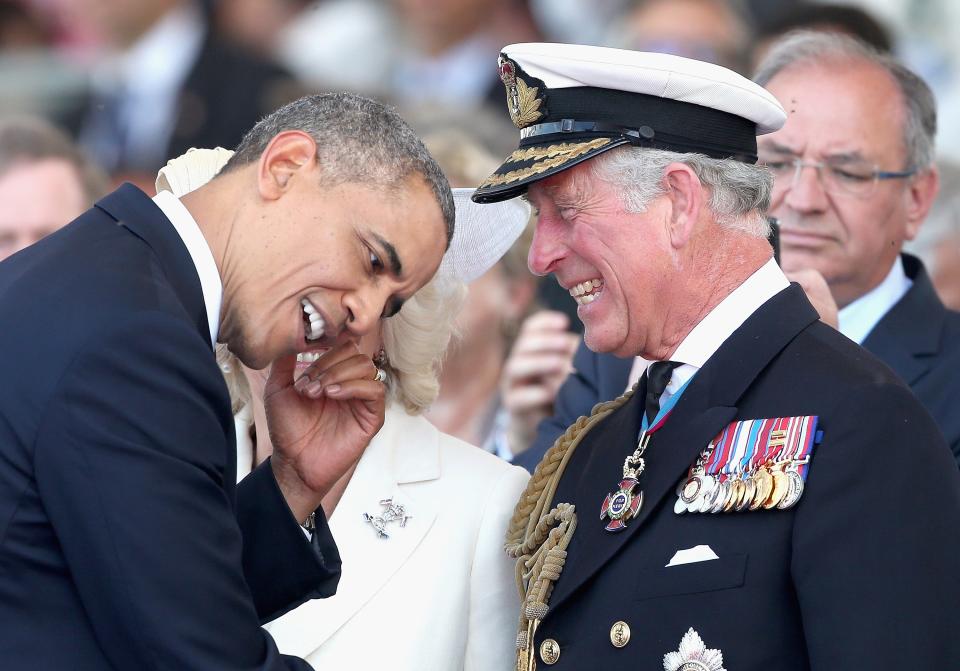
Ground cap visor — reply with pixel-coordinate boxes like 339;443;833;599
472;136;630;203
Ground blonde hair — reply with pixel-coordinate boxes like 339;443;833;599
382;276;467;414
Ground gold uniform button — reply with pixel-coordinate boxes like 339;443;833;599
610;620;631;648
539;638;560;665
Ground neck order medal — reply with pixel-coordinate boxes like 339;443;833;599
600;432;651;531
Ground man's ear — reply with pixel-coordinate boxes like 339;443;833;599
662;163;703;249
903;165;939;241
256;130;317;201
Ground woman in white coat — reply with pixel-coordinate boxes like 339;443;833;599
157;148;530;670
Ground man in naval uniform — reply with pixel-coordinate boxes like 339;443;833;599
516;31;960;473
472;43;960;670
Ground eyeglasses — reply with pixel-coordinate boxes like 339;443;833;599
758;155;917;197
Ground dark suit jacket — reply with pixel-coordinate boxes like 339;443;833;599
519;254;960;470
0;185;338;669
529;285;960;668
861;254;960;459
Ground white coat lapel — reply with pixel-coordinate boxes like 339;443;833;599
265;407;440;657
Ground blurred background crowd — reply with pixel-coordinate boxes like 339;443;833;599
2;0;959;465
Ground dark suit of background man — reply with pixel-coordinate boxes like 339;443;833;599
519;29;960;473
474;39;960;669
0;93;454;669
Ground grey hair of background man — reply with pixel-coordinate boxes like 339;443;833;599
0;116;109;202
223;93;456;246
753;30;937;171
592;146;773;238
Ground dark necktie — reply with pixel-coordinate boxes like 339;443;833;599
644;360;681;426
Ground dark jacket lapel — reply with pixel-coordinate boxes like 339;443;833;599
96;183;212;349
861;254;945;386
548;283;820;611
598;354;635;401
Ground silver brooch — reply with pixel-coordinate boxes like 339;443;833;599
663;628;726;671
362;497;412;539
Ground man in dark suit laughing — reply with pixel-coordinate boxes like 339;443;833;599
0;93;453;669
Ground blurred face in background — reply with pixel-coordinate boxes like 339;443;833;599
761;59;937;308
616;0;748;72
451;262;535;357
63;0;180;48
0;159;87;261
390;0;496;53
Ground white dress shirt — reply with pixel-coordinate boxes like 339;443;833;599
837;256;912;345
152;190;222;347
627;258;790;410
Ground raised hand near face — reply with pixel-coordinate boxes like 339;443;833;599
502;310;581;456
264;341;385;523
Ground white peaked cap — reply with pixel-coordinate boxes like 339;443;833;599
473;42;786;203
505;43;785;134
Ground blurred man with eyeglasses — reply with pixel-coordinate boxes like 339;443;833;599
754;30;960;462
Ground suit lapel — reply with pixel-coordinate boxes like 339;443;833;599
862;255;945;386
267;409;439;657
548;284;820;612
96;183;211;349
599;353;636;401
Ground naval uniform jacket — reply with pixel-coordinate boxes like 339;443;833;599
860;254;960;462
528;284;960;669
0;184;339;669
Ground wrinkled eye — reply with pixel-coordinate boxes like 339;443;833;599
761;160;794;175
828;166;872;183
559;207;578;221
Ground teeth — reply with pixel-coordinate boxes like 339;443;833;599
569;278;604;304
301;298;326;341
297;351;322;363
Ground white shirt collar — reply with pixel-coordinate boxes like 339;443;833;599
627;258;790;397
837;256;912;345
152;190;222;347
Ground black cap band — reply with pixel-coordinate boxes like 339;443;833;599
525;86;758;163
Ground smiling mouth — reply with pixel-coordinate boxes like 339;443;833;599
569;278;604;306
301;298;327;341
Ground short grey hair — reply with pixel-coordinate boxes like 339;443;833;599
753;30;937;171
592;146;773;238
381;277;466;414
224;93;455;246
0;116;109;202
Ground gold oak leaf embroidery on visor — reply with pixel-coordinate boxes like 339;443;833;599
479;138;612;188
